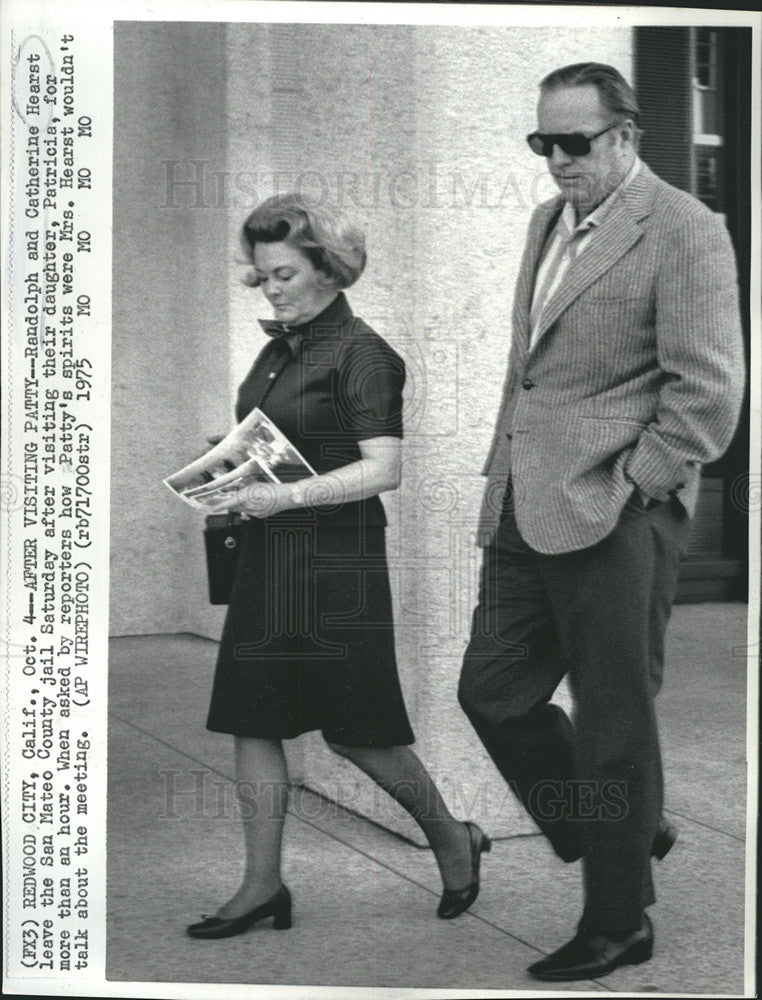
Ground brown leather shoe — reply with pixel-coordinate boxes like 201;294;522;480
528;914;653;981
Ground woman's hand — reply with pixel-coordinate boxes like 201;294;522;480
232;481;293;519
225;436;402;519
191;434;226;462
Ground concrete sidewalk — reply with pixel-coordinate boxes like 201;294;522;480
106;603;749;995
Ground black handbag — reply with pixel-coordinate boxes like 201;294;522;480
203;513;246;604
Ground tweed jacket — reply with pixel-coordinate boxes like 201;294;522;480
478;162;745;554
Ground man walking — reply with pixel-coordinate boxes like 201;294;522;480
458;63;745;981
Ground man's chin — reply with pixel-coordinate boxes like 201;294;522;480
553;176;599;208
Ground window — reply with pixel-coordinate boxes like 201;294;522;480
691;27;724;212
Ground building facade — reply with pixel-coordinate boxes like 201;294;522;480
111;23;750;836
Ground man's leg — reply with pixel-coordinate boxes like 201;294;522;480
537;497;689;937
458;493;580;861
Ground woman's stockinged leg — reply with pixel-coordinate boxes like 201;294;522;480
326;742;474;891
214;736;290;920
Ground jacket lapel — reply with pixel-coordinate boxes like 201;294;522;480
528;165;656;353
513;199;563;359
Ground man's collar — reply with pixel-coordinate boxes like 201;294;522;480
562;156;642;234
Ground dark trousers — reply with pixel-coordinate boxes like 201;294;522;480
458;488;689;936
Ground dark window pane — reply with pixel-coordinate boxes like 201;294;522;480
695;148;722;211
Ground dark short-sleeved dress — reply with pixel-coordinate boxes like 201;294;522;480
205;292;415;747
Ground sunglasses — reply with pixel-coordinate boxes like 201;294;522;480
526;120;621;158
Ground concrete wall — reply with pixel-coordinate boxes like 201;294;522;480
112;22;232;639
111;23;632;836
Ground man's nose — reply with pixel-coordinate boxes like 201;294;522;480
549;143;573;167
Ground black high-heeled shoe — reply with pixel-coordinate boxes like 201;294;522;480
187;884;292;939
437;821;491;920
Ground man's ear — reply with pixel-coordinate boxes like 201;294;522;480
618;118;637;147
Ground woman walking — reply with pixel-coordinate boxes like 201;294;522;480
187;194;489;939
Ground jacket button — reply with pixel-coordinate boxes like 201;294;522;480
521;377;536;390
506;432;513;440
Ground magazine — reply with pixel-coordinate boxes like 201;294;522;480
163;408;317;513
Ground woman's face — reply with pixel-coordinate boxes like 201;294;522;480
252;241;337;327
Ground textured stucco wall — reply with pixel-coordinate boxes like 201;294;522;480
222;24;632;837
111;22;632;836
111;22;231;638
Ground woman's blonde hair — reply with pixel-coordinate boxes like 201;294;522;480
241;193;367;289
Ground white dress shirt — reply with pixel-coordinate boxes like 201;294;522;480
529;157;642;351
